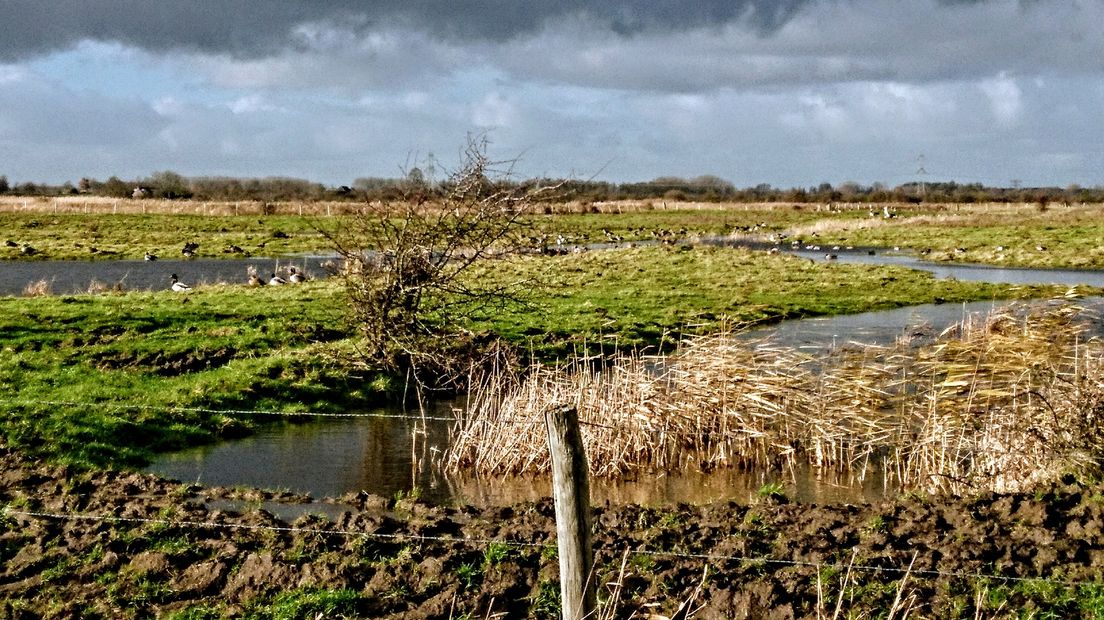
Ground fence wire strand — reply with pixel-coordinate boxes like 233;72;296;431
1;507;1093;589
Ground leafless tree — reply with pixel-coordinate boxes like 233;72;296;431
323;137;557;389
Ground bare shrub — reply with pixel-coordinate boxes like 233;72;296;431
322;137;558;389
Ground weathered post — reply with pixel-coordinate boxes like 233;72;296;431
545;405;596;620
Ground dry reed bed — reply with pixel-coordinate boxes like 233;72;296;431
446;298;1104;494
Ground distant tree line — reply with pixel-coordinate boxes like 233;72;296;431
0;171;1101;205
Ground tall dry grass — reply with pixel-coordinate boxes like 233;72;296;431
22;278;51;297
446;297;1104;494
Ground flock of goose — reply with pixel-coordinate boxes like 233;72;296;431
169;266;308;292
156;240;310;292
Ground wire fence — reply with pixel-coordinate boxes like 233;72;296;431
1;394;1100;607
1;507;1092;589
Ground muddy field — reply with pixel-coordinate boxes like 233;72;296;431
2;445;1104;618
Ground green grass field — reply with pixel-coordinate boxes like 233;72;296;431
3;201;1102;266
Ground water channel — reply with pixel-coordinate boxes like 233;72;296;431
4;245;1103;508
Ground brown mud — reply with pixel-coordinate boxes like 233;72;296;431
2;445;1104;619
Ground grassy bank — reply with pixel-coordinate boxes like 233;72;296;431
468;245;1068;358
785;202;1104;268
3;202;1102;267
0;282;377;467
0;213;328;261
0;246;1079;468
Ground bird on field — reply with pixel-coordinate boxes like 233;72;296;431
182;242;199;258
268;273;287;286
1036;245;1047;252
20;244;37;256
246;265;263;287
170;274;191;292
825;254;838;260
288;266;307;283
144;252;157;261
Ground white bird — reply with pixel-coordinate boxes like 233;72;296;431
170;274;191;292
288;266;307;283
144;252;157;261
268;273;287;286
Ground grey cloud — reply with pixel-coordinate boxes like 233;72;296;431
492;0;1104;92
0;71;164;145
0;0;813;60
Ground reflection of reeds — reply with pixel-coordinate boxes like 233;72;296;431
86;278;126;294
447;298;1104;494
22;278;51;297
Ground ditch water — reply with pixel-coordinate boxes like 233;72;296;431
6;246;1103;508
4;243;1104;296
0;256;333;296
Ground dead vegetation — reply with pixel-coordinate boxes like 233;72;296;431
447;295;1104;494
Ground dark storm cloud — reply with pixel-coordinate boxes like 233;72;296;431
0;0;814;60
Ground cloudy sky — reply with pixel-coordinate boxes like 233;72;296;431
1;0;1101;188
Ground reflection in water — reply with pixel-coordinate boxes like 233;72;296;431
147;413;453;502
149;414;897;508
449;463;893;507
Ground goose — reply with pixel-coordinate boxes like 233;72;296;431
144;252;158;261
288;267;307;283
245;265;264;287
824;254;838;260
170;274;191;292
268;273;287;286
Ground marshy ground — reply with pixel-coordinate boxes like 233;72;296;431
3;446;1104;618
2;200;1103;617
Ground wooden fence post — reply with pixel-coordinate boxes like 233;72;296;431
545;405;596;620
